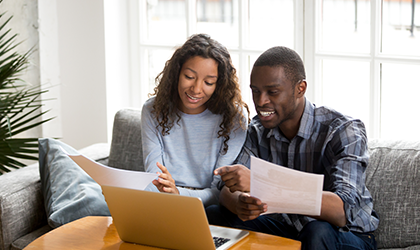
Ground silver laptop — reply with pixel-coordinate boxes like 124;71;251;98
101;185;249;250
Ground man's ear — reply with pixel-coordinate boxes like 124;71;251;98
296;80;307;97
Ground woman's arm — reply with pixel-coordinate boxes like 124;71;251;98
141;100;163;175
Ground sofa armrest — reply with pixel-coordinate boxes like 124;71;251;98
0;142;110;250
108;109;144;171
0;164;46;250
78;142;110;165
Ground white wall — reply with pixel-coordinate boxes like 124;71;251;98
2;0;41;138
38;0;109;149
5;0;132;150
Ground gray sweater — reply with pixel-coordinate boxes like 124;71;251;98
141;97;247;207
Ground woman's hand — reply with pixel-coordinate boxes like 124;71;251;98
152;162;180;194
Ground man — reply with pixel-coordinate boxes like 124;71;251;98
206;46;379;250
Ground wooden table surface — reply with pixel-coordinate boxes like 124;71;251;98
24;216;301;250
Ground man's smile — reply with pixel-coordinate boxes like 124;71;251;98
258;111;276;117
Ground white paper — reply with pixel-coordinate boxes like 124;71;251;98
250;156;324;216
65;148;158;191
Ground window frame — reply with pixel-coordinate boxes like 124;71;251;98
107;0;420;140
305;0;420;138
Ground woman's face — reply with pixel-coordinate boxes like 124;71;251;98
177;56;218;114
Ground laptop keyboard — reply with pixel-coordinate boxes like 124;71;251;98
213;236;231;248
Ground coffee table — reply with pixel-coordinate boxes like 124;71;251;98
24;216;301;249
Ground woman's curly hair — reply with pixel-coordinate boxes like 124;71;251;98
150;34;249;154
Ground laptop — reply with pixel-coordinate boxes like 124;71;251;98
101;185;249;250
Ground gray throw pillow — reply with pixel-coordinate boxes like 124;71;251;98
38;138;110;228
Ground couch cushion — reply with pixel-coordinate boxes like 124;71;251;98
10;224;53;250
39;138;110;228
0;164;47;250
367;139;420;249
108;108;144;171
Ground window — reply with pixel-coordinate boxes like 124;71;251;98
134;0;302;118
308;0;420;139
109;0;420;140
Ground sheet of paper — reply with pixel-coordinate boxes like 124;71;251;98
250;156;324;216
64;148;158;191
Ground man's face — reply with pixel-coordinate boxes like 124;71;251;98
250;66;301;130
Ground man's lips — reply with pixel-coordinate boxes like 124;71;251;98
259;111;275;117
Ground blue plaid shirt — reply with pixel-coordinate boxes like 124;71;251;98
236;98;379;233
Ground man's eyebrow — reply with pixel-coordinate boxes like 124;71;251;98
250;83;281;89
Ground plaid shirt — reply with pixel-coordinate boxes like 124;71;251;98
236;98;379;233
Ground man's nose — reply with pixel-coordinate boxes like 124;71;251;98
255;93;270;107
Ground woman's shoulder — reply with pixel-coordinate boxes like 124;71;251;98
144;96;155;106
142;96;156;111
141;97;157;120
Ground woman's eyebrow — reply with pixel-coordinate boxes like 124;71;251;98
185;67;217;78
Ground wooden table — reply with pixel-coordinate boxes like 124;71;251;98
24;216;301;250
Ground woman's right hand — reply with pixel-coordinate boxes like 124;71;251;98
152;162;180;194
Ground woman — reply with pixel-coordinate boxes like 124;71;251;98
141;34;249;207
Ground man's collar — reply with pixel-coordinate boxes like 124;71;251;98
297;98;314;140
266;98;314;141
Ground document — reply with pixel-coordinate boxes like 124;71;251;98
250;156;324;216
65;148;158;191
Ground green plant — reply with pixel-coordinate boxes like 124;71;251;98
0;4;53;174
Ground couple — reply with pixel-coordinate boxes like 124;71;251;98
142;34;379;250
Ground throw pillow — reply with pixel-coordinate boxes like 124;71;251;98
38;138;110;228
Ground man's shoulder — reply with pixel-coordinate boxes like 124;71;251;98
312;105;367;141
313;105;359;126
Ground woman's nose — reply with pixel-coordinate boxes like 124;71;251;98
190;80;203;94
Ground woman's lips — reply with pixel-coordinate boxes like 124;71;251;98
186;93;202;102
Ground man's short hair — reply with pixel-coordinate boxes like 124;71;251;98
253;46;306;85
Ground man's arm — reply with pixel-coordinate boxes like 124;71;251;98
219;186;267;221
216;165;346;226
214;164;251;192
219;186;240;214
314;191;346;228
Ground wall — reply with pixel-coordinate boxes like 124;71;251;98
4;0;131;151
52;0;108;149
2;0;41;138
4;0;110;150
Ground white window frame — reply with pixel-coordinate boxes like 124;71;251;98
105;0;420;140
129;0;305;115
304;0;420;139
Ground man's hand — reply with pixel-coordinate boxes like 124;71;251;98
236;193;267;221
152;162;179;194
214;165;251;192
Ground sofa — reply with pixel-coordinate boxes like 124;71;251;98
0;108;419;250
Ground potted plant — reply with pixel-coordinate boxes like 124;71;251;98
0;3;53;174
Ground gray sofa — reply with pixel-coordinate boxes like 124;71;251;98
0;108;419;250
